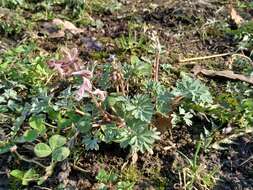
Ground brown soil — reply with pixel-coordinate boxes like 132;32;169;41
1;0;252;190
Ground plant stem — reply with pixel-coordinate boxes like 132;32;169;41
154;51;160;82
89;92;125;127
14;150;47;169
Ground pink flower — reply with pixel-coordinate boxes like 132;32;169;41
93;89;107;101
62;47;79;71
48;60;66;77
48;48;81;77
72;70;93;79
76;77;92;101
55;64;66;77
62;47;78;63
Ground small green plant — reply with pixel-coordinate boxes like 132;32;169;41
116;33;150;54
63;0;86;17
0;43;53;91
171;106;193;127
0;0;24;8
105;94;160;154
96;168;135;190
86;0;122;14
0;10;28;36
10;168;40;185
124;55;152;81
9;135;70;185
225;20;253;52
177;142;219;190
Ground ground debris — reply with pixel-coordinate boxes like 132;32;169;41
40;18;84;38
193;65;253;85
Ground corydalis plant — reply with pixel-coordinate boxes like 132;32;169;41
48;48;106;101
48;48;80;77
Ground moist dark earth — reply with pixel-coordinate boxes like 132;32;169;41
0;0;253;189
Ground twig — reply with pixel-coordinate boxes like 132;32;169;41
0;171;7;175
45;73;55;86
70;163;89;173
70;163;93;181
76;94;125;127
89;92;109;119
75;108;87;116
89;92;125;126
44;122;57;129
14;150;47;169
240;155;253;166
179;53;232;63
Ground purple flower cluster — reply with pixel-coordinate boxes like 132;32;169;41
48;48;107;101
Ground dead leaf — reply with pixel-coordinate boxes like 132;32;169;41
229;4;244;26
192;65;253;85
52;19;83;34
153;113;172;133
41;18;84;38
152;96;184;132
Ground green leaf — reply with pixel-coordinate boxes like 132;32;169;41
77;116;92;134
0;105;8;113
29;115;46;134
96;169;109;183
3;89;17;99
107;95;129;118
100;124;119;143
58;118;73;129
13;115;26;133
130;55;151;77
156;91;173;115
120;126;160;154
52;147;70;162
145;80;168;97
82;136;100;150
10;170;24;180
49;135;67;150
48;108;60;121
37;176;47;185
34;143;52;157
23;129;38;142
7;99;22;111
172;73;213;105
22;169;39;185
127;95;153;123
0;142;14;154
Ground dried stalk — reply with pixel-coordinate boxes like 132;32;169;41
151;32;161;82
179;53;231;63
